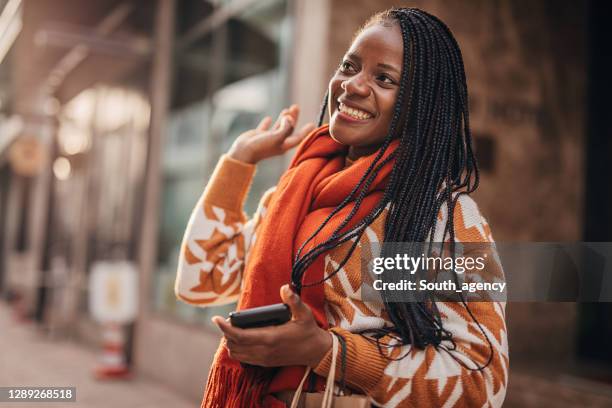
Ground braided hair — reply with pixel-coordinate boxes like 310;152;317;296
291;8;492;369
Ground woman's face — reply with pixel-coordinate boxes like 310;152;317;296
328;23;403;158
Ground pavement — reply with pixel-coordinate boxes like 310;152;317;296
3;300;612;408
0;302;196;408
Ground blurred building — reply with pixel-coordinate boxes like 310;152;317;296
0;0;610;406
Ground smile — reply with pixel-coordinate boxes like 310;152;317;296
338;102;373;120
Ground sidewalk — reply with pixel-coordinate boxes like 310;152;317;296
0;303;196;408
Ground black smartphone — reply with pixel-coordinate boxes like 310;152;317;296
229;303;292;329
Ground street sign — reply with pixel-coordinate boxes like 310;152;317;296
89;261;138;324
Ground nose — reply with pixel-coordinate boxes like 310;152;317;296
341;74;371;97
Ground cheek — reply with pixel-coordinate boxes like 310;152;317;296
377;92;399;126
328;78;342;105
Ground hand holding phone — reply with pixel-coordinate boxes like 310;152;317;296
212;285;332;368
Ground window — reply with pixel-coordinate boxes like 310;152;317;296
154;0;291;325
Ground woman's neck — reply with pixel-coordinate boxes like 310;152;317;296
347;144;381;160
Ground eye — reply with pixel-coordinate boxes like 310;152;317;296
376;74;396;85
339;60;356;74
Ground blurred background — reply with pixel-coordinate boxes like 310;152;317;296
0;0;611;407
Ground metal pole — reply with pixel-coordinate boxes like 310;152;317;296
136;0;175;323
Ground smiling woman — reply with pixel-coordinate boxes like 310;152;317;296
328;23;403;159
175;7;508;408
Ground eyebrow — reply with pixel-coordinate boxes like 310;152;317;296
346;52;401;74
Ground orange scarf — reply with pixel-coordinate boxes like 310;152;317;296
201;125;398;408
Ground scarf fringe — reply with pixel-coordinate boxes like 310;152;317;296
201;363;270;408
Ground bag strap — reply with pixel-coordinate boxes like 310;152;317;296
290;332;339;408
321;332;339;408
335;331;348;396
290;365;311;408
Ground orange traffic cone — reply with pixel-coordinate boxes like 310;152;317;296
94;322;132;380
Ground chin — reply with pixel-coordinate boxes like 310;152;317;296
329;122;365;146
329;126;353;146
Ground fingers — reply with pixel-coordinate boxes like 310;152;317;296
288;104;299;123
268;115;294;140
280;284;313;321
211;315;248;343
273;104;299;130
211;315;275;345
211;315;231;331
282;122;316;150
251;105;314;157
273;108;291;130
226;343;266;365
256;116;273;131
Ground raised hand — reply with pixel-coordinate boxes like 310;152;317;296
227;105;316;164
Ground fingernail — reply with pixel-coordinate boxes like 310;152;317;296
283;284;294;298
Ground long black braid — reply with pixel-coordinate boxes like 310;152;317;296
291;8;493;370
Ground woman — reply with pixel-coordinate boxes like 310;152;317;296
175;7;508;408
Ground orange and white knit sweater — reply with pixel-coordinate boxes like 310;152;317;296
175;154;509;407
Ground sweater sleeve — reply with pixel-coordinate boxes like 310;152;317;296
174;154;275;307
314;300;508;408
313;195;509;407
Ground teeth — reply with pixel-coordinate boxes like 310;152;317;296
338;103;372;120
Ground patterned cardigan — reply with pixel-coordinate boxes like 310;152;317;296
175;154;509;407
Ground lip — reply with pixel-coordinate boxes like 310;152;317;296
336;110;371;124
